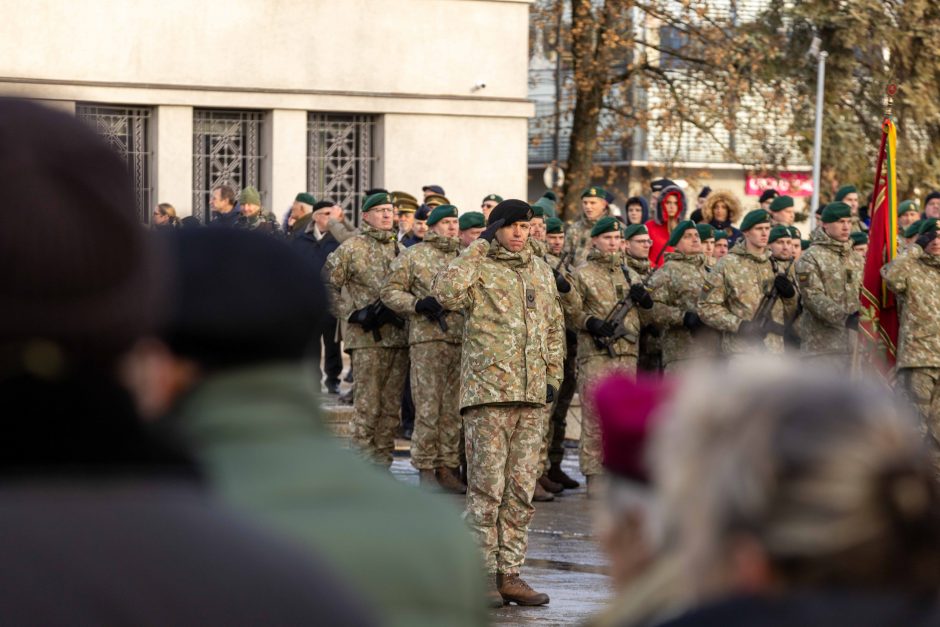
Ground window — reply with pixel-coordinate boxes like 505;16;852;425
307;113;377;224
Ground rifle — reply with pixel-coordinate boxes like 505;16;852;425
748;258;794;337
422;309;449;333
363;299;405;342
594;262;658;358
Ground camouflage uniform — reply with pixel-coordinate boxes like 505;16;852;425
567;210;609;264
625;254;660;373
794;229;863;367
570;249;641;477
883;245;940;451
648;252;719;371
236;210;281;234
381;231;464;471
698;242;797;355
432;238;564;575
324;222;408;466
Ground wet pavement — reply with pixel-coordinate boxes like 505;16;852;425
392;447;613;626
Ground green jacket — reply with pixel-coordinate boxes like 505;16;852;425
171;364;487;627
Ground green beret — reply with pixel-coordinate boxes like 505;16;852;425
713;229;729;241
581;186;608;200
427;204;459;226
787;226;802;239
768;195;795;212
850;231;869;246
905;220;925;238
458;211;485;230
545;217;564;234
482;193;503;204
834;185;858;201
362;192;394;212
531;203;545;218
695;224;714;241
898;199;919;216
919;218;940;234
591;216;620;237
740;209;771;231
821;201;851;223
294;192;316;206
239;186;261;206
801;239;811;250
768;225;791;244
666;220;697;247
623;224;648;240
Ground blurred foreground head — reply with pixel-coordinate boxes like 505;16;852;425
652;358;940;600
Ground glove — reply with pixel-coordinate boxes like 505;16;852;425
764;321;786;336
845;311;860;330
348;306;373;327
682;311;703;331
586;317;616;338
478;218;505;243
629;283;653;309
916;230;938;249
738;319;767;339
374;302;404;328
415;296;444;317
545;384;556;404
773;274;796;298
553;269;571;294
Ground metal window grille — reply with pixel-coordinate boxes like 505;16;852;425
76;104;153;223
192;109;266;222
307;113;377;225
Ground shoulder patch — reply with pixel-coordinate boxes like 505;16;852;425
702;281;713;293
797;272;810;284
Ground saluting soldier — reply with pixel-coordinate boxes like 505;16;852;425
324;192;408;467
698;209;798;355
433;200;564;607
567;187;612;262
381;205;466;493
793;202;863;370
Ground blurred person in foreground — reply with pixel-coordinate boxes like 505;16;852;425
648;358;940;626
155;227;487;626
0;99;369;626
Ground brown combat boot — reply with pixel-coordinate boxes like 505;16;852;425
418;469;438;489
435;466;467;494
532;480;554;502
486;574;506;607
538;472;564;494
497;573;549;606
547;461;580;489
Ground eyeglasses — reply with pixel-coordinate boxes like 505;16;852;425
370;207;395;214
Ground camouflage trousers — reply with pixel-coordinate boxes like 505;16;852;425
578;355;637;477
350;346;409;467
409;341;462;470
898;367;940;460
539;334;577;474
464;403;546;574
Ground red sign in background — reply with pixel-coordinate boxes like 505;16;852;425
745;172;813;197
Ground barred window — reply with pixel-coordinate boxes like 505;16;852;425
307;113;377;225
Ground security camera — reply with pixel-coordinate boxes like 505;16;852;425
471;82;487;92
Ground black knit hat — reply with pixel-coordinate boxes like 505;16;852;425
758;189;779;204
487;199;533;227
0;99;164;370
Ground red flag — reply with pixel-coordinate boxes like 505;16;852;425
858;118;899;376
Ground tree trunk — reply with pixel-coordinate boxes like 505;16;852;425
563;84;605;220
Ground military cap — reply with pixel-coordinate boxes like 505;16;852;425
905;220;925;238
919;218;940;234
312;200;334;212
239;186;261;206
758;189;779;204
425;193;449;208
482;193;503;204
801;239;811;250
543;191;558;202
427;204;458;226
422;184;445;195
532;195;557;218
415;204;431;221
362;191;394;212
294;192;316;206
834;184;858;201
713;229;729;241
787;226;802;239
768;225;791;244
769;195;795;212
531;203;545;218
740;209;771;231
365;187;389;196
651;178;676;193
666;220;698;247
392;191;419;212
698;186;712;199
488;199;533;227
850;231;869;246
591;215;621;237
459;211;485;230
545;217;564;234
581;186;609;200
695;223;715;241
623;224;648;240
821;201;851;223
925;191;940;205
898;199;919;216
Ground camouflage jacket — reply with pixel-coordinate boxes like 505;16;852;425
569;248;642;361
649;252;718;365
544;250;580;331
793;230;863;355
432;238;565;411
381;231;464;346
883;245;940;368
624;254;656;329
324;222;408;350
566;211;608;263
698;243;797;355
236;210;281;235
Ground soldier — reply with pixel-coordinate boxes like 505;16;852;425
285;192;316;238
433;200;563;607
235;186;280;234
402;203;429;247
529;204;547;250
481;193;503;220
569;216;653;497
793;202;863;369
901;220;926;253
883;218;940;462
899;200;921;238
567;187;612;262
622;224;659;373
768;195;796;227
712;229;730;264
698;209;798;355
545;217;566;257
924;191;940;220
696;224;715;261
648;220;718;372
788;226;804;261
458;211;486;248
834;184;867;232
758;188;779;211
392;191;419;245
851;231;869;258
324;192;409;467
381;205;466;493
768;225;793;262
425;193;449;209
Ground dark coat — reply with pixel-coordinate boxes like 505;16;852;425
292;223;341;278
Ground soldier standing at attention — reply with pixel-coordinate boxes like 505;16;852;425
433;200;564;607
622;224;659;373
698;209;798;355
381;205;466;494
712;229;730;264
793;202;863;370
458;212;486;249
324;192;408;467
768;195;796;227
570;216;652;497
567;187;612;262
834;184;867;232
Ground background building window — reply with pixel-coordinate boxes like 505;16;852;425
307;113;377;225
77;104;153;224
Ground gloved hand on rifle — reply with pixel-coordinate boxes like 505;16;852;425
916;229;939;250
415;296;445;319
682;311;703;332
773;274;796;298
348;306;375;329
845;311;860;331
763;321;786;336
478;218;505;243
629;283;653;309
738;319;767;339
586;316;616;339
553;269;571;294
373;302;404;328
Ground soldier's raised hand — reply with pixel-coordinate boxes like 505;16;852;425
478;218;505;243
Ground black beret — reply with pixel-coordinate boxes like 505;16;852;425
415;204;431;220
312;200;334;211
925;191;940;205
758;189;779;203
698;186;712;199
488;199;533;227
